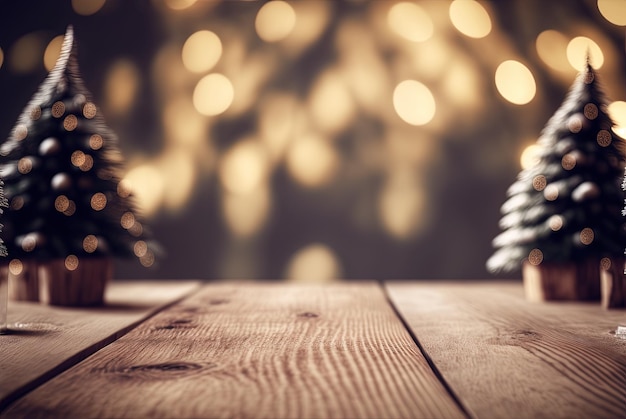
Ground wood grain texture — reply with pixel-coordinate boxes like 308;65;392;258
3;282;466;419
0;280;200;412
386;280;626;419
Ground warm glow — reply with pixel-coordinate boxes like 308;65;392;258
123;164;165;216
285;243;341;282
393;80;436;126
90;192;107;211
105;60;140;114
536;30;570;72
255;1;296;42
160;149;197;212
495;60;536;105
259;93;300;161
219;140;270;195
193;73;234;116
83;235;98;253
608;101;626;138
442;61;481;108
182;30;222;73
164;0;197;10
597;0;626;26
0;48;4;69
43;36;63;71
520;143;542;169
9;33;45;73
567;36;604;70
8;259;23;276
387;2;434;42
379;169;427;239
309;69;355;134
163;97;206;147
449;0;492;38
65;255;79;271
222;186;271;237
286;135;339;188
72;0;106;15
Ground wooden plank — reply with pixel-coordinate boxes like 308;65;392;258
0;280;200;412
386;281;626;419
3;282;466;419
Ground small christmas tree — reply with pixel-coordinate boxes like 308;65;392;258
487;59;626;307
0;26;156;306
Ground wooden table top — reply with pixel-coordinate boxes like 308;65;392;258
1;280;625;418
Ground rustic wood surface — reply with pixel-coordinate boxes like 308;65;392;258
3;282;466;419
0;280;200;411
386;280;626;419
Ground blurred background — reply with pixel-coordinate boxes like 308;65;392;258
0;0;625;281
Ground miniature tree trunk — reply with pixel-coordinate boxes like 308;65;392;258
523;258;601;301
600;257;625;309
38;258;112;306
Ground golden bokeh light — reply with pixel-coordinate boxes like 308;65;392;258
495;60;536;105
282;1;330;53
159;148;197;212
596;129;612;147
64;200;77;216
51;101;65;118
182;30;222;74
597;0;626;26
222;186;271;237
17;157;33;174
567;36;604;70
193;73;234;116
393;80;436;126
83;102;97;119
43;35;63;71
608;101;626;138
219;140;270;195
255;1;296;43
535;30;570;72
601;257;612;270
83;235;98;253
449;0;492;39
8;32;45;73
286;135;339;188
139;250;155;267
8;259;23;276
528;248;543;265
54;195;70;212
285;243;341;282
72;0;106;16
121;212;135;229
134;240;148;257
309;69;355;134
584;103;599;120
163;97;206;147
164;0;197;10
387;2;434;43
90;192;107;211
89;134;104;150
532;175;546;191
123;164;165;216
117;178;132;198
441;59;481;108
580;227;594;245
64;255;79;271
378;170;427;239
561;153;576;170
14;125;28;141
71;150;86;167
259;93;300;161
105;60;140;115
128;221;143;237
63;115;78;131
